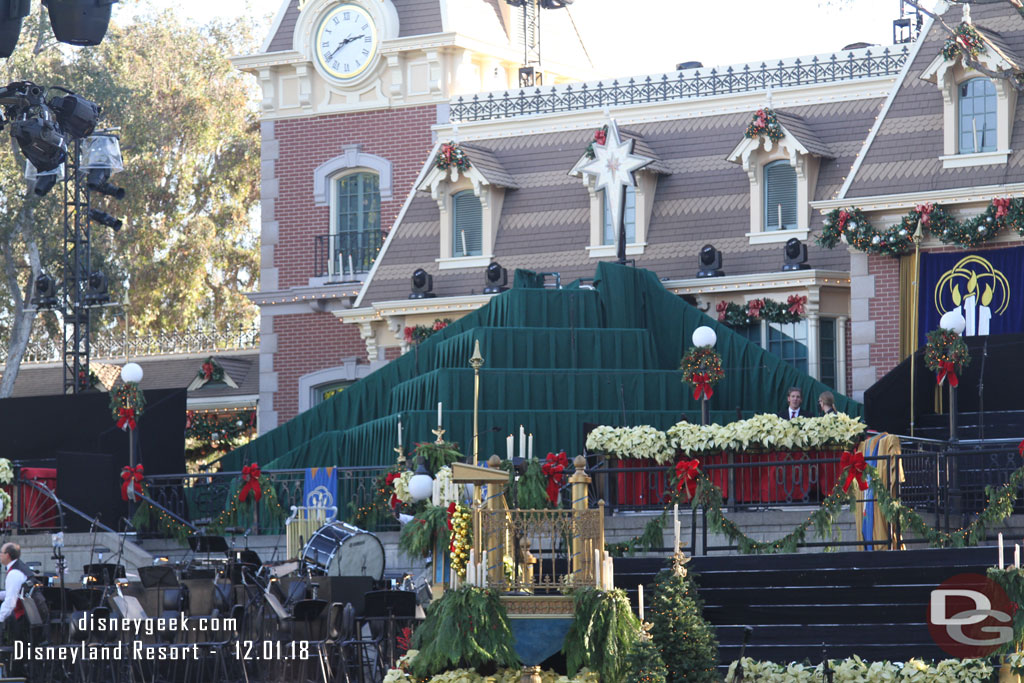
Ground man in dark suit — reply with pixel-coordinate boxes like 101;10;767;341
778;387;804;419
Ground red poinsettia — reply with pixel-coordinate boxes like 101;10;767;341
541;452;569;504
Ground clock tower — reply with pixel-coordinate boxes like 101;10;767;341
233;0;595;430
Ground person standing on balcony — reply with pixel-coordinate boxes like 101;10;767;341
818;391;839;416
778;387;805;419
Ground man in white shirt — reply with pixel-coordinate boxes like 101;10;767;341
0;543;30;675
778;387;804;420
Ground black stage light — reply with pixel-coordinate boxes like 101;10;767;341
483;262;508;294
31;272;58;308
88;208;121;231
696;244;724;278
782;237;810;271
11;116;67;172
409;267;435;299
33;172;58;196
43;0;118;47
84;270;109;305
48;92;100;139
86;168;124;199
0;0;31;58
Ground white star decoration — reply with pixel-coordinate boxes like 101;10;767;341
579;119;652;255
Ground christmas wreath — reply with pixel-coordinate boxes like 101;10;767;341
716;295;805;327
680;346;724;400
197;357;225;383
436;142;471;172
403;318;452;345
584;125;608;159
924;328;971;388
943;22;986;61
110;382;146;431
744;107;784;143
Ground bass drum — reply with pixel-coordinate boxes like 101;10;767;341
301;521;386;581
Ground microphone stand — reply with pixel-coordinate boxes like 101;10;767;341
51;532;67;644
822;644;834;683
734;626;752;682
978;337;988;441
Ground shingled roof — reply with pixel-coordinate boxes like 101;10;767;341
773;111;834;158
459;144;519;188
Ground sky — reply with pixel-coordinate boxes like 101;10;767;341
151;0;924;80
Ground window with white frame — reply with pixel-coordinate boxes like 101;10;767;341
332;171;381;276
958;78;997;154
602;186;636;245
763;161;798;232
452;190;483;258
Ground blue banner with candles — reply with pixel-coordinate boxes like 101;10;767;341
303;467;337;511
918;246;1024;346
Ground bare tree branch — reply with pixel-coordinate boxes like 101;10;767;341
0;193;42;398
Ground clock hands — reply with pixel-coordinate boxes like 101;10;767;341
328;33;366;60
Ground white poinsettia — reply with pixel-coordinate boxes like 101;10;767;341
586;425;675;463
0;458;13;485
433;466;462;506
393;470;414;504
0;490;10;520
726;656;992;683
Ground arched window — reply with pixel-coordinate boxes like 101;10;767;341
601;186;636;245
331;171;381;276
452;190;482;257
763;160;797;231
959;78;997;154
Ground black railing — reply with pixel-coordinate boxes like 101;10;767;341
450;47;910;122
313;229;384;279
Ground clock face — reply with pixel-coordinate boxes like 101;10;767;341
314;4;379;81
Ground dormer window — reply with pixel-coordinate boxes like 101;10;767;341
452;190;483;257
958;78;997;153
602;187;636;245
763;160;797;231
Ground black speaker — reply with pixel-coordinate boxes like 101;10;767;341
43;0;116;47
0;0;30;58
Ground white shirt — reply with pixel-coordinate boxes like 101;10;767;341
0;560;27;622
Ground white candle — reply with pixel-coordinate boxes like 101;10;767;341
461;230;468;256
506;434;513;461
438;402;443;428
1016;544;1020;568
673;504;680;555
397;419;403;449
594;548;601;587
483;551;488;583
999;533;1005;569
777;203;783;230
468;550;476;584
528;434;533;461
519;426;526;460
638;583;644;621
348;254;354;276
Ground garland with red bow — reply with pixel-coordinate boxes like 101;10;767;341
818;198;1024;256
541;451;569;505
239;463;263;503
583;125;609;160
403;318;452;345
673;459;700;501
436;142;471;172
924;328;971;388
839;451;868;493
680;346;724;401
110;382;145;432
120;465;145;502
196;356;225;383
942;22;986;61
744;107;784;143
716;296;804;328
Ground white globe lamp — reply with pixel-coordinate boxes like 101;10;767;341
408;460;434;502
939;310;966;335
692;326;717;348
121;362;143;384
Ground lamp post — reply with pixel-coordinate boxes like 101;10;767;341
120;362;143;468
692;326;717;426
939;309;966;522
469;340;484;467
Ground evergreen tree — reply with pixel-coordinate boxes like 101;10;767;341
623;626;668;683
648;559;719;683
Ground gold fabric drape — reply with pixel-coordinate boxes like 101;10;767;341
855;433;904;551
899;253;919;360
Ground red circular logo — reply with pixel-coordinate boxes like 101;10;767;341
928;572;1015;658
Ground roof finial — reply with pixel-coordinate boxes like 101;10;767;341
765;88;773;109
452;123;460;143
962;3;972;25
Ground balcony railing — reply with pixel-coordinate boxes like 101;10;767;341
450;46;910;123
313;229;384;279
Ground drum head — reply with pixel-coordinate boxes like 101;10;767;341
301;522;386;581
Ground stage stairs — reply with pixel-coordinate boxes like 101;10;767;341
912;410;1024;441
614;546;998;667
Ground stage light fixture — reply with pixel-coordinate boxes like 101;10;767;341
24;160;64;197
43;0;118;47
409;267;436;299
11;115;67;173
31;272;58;308
483;261;508;294
696;244;724;278
0;0;31;58
782;237;810;271
48;92;100;139
85;168;124;199
88;208;121;231
84;270;109;305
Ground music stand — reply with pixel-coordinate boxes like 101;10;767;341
362;590;417;669
139;566;181;624
83;564;126;586
188;535;229;565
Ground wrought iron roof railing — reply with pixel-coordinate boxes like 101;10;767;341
19;325;260;364
450;46;910;123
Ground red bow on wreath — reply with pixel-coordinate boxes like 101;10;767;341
936;360;959;388
675;459;700;500
994;198;1012;219
385;472;402;509
117;407;137;432
120;464;144;502
202;361;214;380
916;203;934;226
541;451;569;504
787;295;807;316
1019;439;1024;458
838;210;850;232
441;143;453;164
691;372;714;401
716;300;729;322
755;109;767;128
593;128;606;145
747;299;765;319
239;463;262;503
839;451;868;493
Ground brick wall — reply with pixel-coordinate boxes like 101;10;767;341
273;105;438;290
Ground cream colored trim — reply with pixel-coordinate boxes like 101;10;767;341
661;269;850;296
814;182;1024;212
437;255;493;269
188;395;259;411
746;228;810;245
586;243;646;258
939;149;1012;168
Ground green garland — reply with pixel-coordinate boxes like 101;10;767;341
398;504;451;558
414;440;463;474
817;199;1024;256
563;587;640;682
943;22;986;61
744;107;784;143
436;143;471;172
715;296;804;328
515;459;551;510
607;513;667;558
404;318;452;345
410;586;518;678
